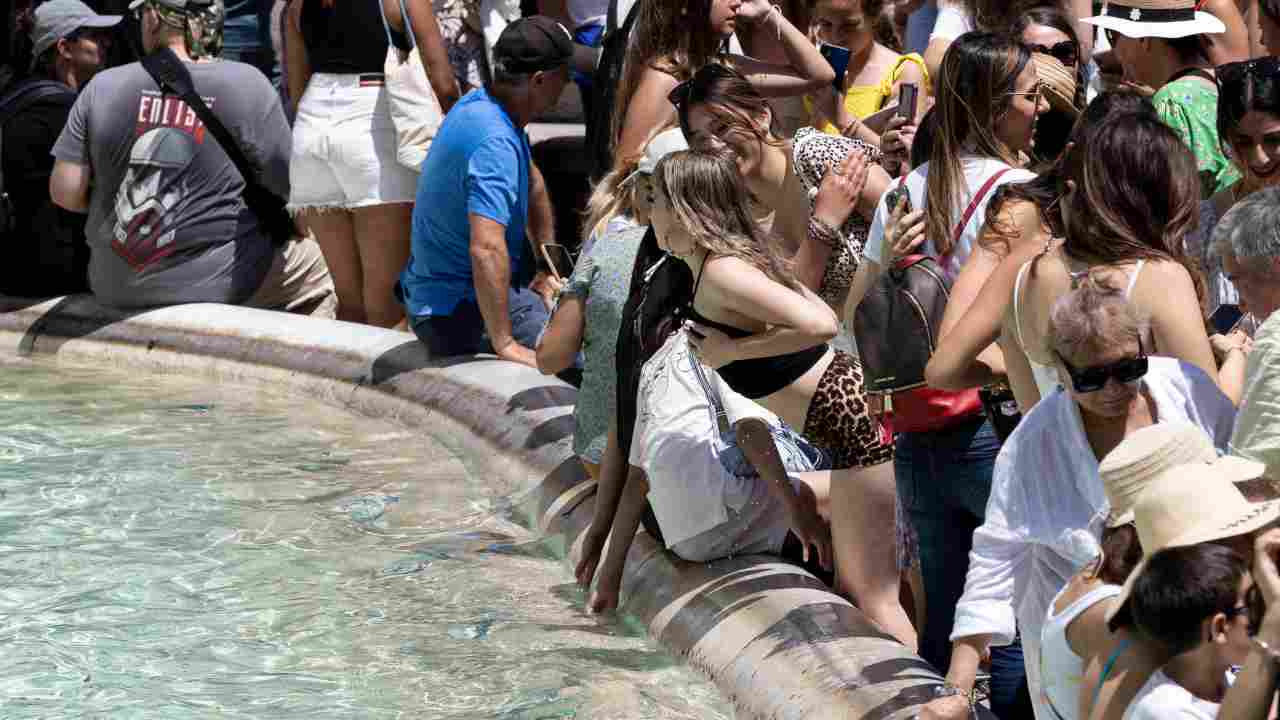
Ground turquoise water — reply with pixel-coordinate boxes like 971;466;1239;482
0;360;731;719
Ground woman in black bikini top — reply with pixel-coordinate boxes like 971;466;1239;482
651;147;919;651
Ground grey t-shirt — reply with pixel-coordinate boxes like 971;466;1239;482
52;59;291;308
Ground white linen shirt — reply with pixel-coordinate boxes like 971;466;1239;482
1231;311;1280;478
952;357;1236;720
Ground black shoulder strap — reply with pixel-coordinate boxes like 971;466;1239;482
139;49;292;244
0;80;75;125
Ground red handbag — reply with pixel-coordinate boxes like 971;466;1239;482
887;167;1011;434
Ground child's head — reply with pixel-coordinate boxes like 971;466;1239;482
810;0;884;56
1130;543;1254;670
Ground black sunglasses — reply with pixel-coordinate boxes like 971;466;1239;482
1217;56;1280;91
1026;39;1078;66
1058;347;1149;394
668;63;737;108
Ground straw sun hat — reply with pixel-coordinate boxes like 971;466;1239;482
1098;422;1217;529
1082;0;1226;40
1101;425;1277;625
1032;53;1080;118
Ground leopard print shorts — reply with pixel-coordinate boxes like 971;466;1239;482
802;350;894;470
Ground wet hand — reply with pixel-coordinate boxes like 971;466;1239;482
787;488;833;571
917;695;971;720
686;323;739;369
575;525;608;588
813;150;871;230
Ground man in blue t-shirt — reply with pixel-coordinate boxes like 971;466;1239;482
399;15;572;368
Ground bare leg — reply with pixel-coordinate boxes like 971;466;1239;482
301;210;365;324
352;202;413;328
831;461;918;650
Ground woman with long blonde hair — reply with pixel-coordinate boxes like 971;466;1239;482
648;148;916;650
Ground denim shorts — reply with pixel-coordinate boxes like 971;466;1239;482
288;73;419;211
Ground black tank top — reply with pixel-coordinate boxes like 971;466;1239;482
300;0;409;75
684;257;827;399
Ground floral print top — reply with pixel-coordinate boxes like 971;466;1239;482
561;216;646;463
1153;76;1241;198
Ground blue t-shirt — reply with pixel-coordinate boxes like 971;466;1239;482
400;89;531;317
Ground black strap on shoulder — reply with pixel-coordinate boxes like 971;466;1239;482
0;80;74;125
139;49;292;245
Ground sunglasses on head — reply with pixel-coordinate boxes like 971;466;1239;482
1026;39;1078;66
1057;340;1149;393
668;62;737;109
1217;56;1280;91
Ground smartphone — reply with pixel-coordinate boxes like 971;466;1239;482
540;243;576;281
1210;304;1245;335
885;184;912;214
897;82;919;121
820;42;852;91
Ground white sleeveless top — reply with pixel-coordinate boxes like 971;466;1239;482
1041;583;1123;720
1013;257;1147;400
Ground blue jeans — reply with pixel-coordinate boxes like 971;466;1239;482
410;288;549;357
895;415;1032;720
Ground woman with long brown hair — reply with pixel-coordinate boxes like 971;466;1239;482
647;148;917;650
844;32;1045;717
924;109;1246;411
674;62;890;315
607;0;834;171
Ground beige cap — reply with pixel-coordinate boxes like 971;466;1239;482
1098;422;1217;529
1032;53;1080;118
1106;454;1274;626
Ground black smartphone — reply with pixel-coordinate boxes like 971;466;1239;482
897;82;919;121
1210;304;1244;335
885;184;912;214
540;243;576;281
820;42;852;91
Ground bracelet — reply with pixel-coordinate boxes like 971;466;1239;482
1252;637;1280;672
808;217;841;248
934;682;978;714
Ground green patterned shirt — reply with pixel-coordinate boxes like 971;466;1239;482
1153;75;1241;199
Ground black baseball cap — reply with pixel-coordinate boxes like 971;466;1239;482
493;16;574;74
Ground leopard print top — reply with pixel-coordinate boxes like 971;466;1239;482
792;127;882;307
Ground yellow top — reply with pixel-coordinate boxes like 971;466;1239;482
806;53;929;134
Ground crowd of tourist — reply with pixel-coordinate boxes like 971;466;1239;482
7;0;1280;717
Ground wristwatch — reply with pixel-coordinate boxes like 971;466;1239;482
933;682;978;716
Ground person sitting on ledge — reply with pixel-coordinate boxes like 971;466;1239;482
49;0;335;316
579;321;836;613
398;16;571;367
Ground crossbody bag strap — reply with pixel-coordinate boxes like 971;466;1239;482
139;49;289;244
951;167;1012;249
688;346;731;436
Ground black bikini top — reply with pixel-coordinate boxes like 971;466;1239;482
683;256;827;399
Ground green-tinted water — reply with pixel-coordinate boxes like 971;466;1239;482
0;360;731;719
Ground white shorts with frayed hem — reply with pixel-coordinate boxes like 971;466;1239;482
288;72;419;211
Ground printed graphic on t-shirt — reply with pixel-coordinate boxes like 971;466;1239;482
112;90;214;270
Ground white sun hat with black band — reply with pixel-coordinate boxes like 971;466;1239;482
1081;0;1226;40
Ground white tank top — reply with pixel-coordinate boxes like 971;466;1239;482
1013;257;1147;401
1041;583;1123;720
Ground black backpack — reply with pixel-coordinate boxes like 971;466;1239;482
585;0;640;183
0;80;76;237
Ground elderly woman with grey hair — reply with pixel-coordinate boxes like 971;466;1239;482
1221;187;1280;481
921;277;1237;720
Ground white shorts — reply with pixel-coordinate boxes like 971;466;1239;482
288;73;419;211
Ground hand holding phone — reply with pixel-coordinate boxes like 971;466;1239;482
897;82;919;121
885;184;912;215
820;42;852;92
540;243;576;282
1210;304;1244;335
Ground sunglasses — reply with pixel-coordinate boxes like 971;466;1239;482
1057;347;1149;394
1026;39;1078;66
1217;56;1280;91
668;62;737;109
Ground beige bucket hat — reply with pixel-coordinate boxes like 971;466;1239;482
1032;53;1080;118
1098;422;1217;528
1105;451;1274;625
1081;0;1226;41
